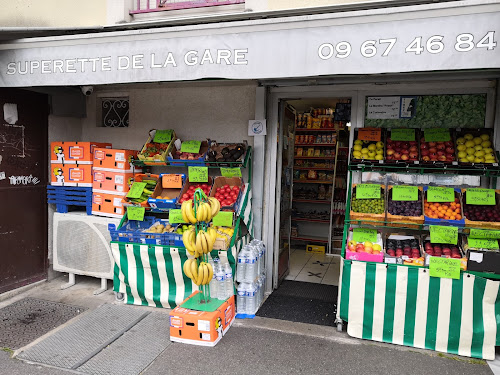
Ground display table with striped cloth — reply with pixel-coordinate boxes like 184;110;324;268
111;183;253;308
337;259;500;360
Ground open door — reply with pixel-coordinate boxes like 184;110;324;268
275;102;296;282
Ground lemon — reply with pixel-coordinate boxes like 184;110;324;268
466;154;475;162
361;148;369;154
458;151;467;158
480;134;490;141
474;157;485;163
353;144;362;151
376;141;384;149
368;144;377;151
373;244;382;251
376;149;383;155
466;147;476;155
465;140;475;148
474;145;483;151
456;137;465;145
457;144;466;152
474;150;485;157
353;151;362;158
473;137;483;145
460;158;469;162
354;140;363;145
464;134;474;140
481;140;491;148
375;154;383;160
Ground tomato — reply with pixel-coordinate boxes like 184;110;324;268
232;186;239;192
182;193;189;199
223;184;230;189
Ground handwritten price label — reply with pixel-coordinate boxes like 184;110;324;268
352;228;377;243
427;187;455;203
220;168;242;178
470;229;500;239
424;128;451;142
392;186;418;201
357;128;381;142
468;238;499;250
356;184;381;199
391;128;415;141
430;225;458;245
126;182;147;199
466;188;496;205
162;174;183;188
429;257;461;279
188;167;208;182
213;211;233;227
127;206;145;221
181;140;201;153
153;129;173;143
169;209;186;224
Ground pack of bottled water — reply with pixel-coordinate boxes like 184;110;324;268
209;257;234;301
236;239;266;315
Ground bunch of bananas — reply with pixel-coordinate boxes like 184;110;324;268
181;197;220;224
183;259;213;286
182;227;218;257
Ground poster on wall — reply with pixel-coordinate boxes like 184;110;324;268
367;96;417;119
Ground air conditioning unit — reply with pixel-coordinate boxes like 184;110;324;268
53;212;120;294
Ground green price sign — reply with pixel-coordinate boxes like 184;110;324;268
127;206;145;221
181;140;202;153
427;186;455;202
188;166;208;182
153;129;173;143
213;211;233;227
468;238;499;250
470;229;500;239
220;167;242;178
430;225;458;245
392;186;418;201
424;128;451;142
466;188;496;205
429;257;461;279
169;209;186;224
352;228;377;243
126;182;147;199
391;128;415;141
356;184;381;199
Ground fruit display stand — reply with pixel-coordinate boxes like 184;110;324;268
111;181;253;308
336;161;500;360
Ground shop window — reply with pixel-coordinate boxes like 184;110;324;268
100;97;129;127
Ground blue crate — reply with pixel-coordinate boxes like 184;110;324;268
423;186;465;227
235;313;256;319
47;186;92;215
167;140;209;166
148;173;186;210
108;215;184;246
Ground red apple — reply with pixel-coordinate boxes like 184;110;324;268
421;150;429;156
429;142;437;147
386;155;393;160
445;147;455;154
445;141;454;147
401;154;409;161
409;146;418;152
422;156;430;161
437;144;446;151
437;151;445;157
429;147;437;153
401;149;409;155
409;151;418;158
409;141;417;146
387;149;395;156
438;155;447;161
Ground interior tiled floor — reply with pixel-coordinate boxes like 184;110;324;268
285;249;340;286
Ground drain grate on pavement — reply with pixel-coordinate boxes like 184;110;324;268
0;297;85;350
78;312;171;375
17;304;149;370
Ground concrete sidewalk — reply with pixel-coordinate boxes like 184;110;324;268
0;276;494;375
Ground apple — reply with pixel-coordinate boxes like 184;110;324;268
429;142;437;147
409;146;418;152
348;240;356;247
437;144;446;151
421;150;429;156
409;151;418;159
445;147;455;154
401;154;409;161
409;141;417;146
396;250;403;257
386;137;392;143
422;156;430;161
437;151;445;157
387;149;395;156
348;245;356;252
393;152;402;160
429;147;437;153
386;155;393;160
438;155;448;162
420;143;429;150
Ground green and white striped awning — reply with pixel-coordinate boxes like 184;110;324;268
337;259;500;360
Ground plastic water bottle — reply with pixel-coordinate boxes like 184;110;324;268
216;261;226;300
236;247;248;283
245;246;257;282
237;282;247;314
223;260;234;299
246;281;256;314
209;258;218;300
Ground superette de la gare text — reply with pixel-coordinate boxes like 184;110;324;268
5;49;249;75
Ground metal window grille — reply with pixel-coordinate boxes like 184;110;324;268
101;98;129;128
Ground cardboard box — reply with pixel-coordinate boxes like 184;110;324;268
92;192;125;218
384;234;424;267
306;244;325;254
121;173;160;208
466;249;500;275
148;173;186;210
92;170;134;196
209;176;243;211
93;148;139;171
423;235;467;270
51;142;111;164
51;164;92;187
169;293;235;347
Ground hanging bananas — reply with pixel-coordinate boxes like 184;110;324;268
182;227;217;257
183;259;213;286
180;197;221;224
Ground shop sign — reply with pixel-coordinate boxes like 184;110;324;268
188;166;208;182
424;129;451;142
366;96;417;120
470;229;500;239
357;128;381;142
213;211;233;227
153;130;173;143
392;185;418;201
1;12;499;87
169;209;186;224
181;140;201;153
466;188;496;205
356;184;381;199
427;187;454;202
127;182;147;198
429;257;461;279
390;128;415;141
468;238;499;250
220;168;242;178
352;228;377;243
430;225;458;245
127;206;145;221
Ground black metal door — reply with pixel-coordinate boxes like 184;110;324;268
0;88;48;293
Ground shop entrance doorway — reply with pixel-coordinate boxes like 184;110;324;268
258;96;351;325
0;88;48;294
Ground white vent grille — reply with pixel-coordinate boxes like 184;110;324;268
53;213;120;279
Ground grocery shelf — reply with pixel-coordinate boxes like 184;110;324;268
293;167;335;171
292;199;331;204
295;143;337;146
292;217;330;223
290;235;329;243
294;156;336;160
293;180;333;184
132;146;252;169
295;128;338;132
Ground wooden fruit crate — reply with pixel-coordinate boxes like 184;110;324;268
386;185;424;229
